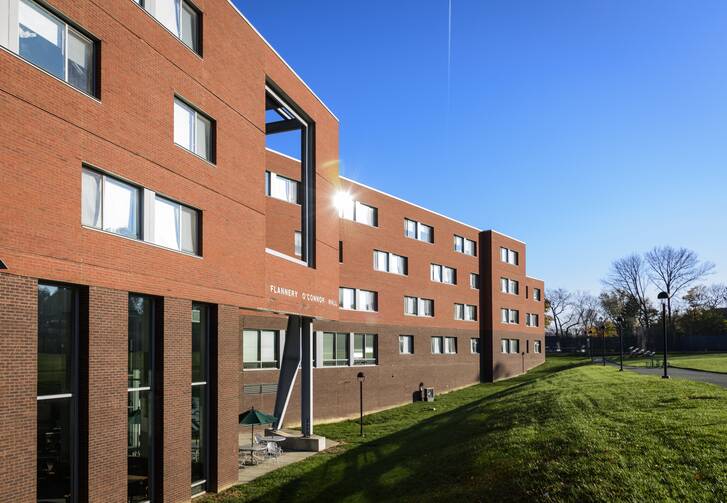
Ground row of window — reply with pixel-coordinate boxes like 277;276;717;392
82;167;201;255
37;283;211;502
500;308;541;327
500;277;542;301
338;196;378;227
241;330;481;369
373;249;480;290
338;291;481;321
501;338;542;354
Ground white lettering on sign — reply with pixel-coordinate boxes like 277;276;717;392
269;284;337;307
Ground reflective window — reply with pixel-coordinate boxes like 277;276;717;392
37;283;78;502
339;288;377;312
191;303;208;495
265;171;300;204
353;333;377;365
128;294;155;503
322;332;349;367
174;97;214;162
153;195;199;255
470;338;480;354
15;0;96;95
82;168;140;239
404;218;433;243
399;335;413;355
137;0;200;54
339;199;378;226
242;330;278;369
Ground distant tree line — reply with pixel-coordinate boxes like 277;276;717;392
546;246;726;345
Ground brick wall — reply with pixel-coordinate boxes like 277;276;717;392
87;286;128;502
0;273;37;502
161;297;192;503
214;304;240;493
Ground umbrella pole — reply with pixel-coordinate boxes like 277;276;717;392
250;424;254;464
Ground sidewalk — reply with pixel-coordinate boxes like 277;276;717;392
600;359;727;389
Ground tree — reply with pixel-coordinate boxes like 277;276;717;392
546;288;574;337
571;291;601;336
645;246;715;329
603;254;653;333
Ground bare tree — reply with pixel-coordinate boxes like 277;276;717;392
645;246;715;326
546;288;574;337
603;254;652;332
571;291;601;335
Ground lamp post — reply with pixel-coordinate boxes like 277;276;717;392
601;319;606;366
658;291;669;379
616;316;624;372
357;372;365;436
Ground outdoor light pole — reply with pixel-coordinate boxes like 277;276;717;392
601;321;606;366
658;291;670;379
616;316;624;372
357;372;365;436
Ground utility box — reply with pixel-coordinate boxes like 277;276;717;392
422;387;435;402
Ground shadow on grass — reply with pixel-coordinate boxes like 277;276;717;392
221;357;591;503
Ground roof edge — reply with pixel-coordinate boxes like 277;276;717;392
340;176;481;233
225;1;339;123
486;229;527;245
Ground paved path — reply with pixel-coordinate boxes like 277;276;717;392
598;359;727;389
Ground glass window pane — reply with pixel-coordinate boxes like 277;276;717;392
500;248;508;262
353;334;363;359
339;197;355;220
419;224;432;242
18;0;65;80
195;113;211;159
260;330;276;363
37;397;72;501
38;284;74;396
404;296;416;315
358;290;375;311
103;176;139;238
180;1;198;52
128;295;153;389
355;202;375;226
154;196;181;251
67;29;93;93
81;169;101;228
191;384;206;487
374;251;387;271
174;99;194;151
294;231;302;257
243;330;260;368
404;219;416;238
157;0;181;36
365;334;375;359
322;333;334;363
336;333;348;361
128;390;152;503
340;288;355;310
192;303;206;383
181;205;198;254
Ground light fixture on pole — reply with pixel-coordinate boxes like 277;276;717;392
616;316;624;372
658;291;670;379
357;372;365;436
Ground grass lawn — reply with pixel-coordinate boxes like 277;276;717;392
626;353;727;373
203;356;727;502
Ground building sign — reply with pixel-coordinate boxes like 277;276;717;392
269;284;338;307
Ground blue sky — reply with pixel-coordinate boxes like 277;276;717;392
236;0;727;295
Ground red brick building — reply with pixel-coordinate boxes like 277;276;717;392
0;1;544;501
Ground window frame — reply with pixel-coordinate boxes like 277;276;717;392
399;335;414;355
321;332;349;367
470;338;480;354
191;302;210;496
132;0;203;56
431;264;456;285
82;166;141;240
404;296;434;317
404;218;434;243
353;333;377;366
173;95;216;164
373;250;408;276
339;287;378;312
500;247;519;266
500;308;519;325
470;273;480;290
242;329;279;370
454;235;476;256
339;198;378;227
152;193;201;256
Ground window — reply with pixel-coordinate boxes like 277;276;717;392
339;288;377;312
294;231;302;257
526;313;540;327
353;333;377;365
82;168;140;239
399;335;414;355
38;283;80;502
470;338;480;354
135;0;201;54
266;171;300;204
533;288;542;301
2;0;98;96
455;304;477;321
500;278;519;295
174;97;214;162
470;273;480;290
501;338;520;354
153;195;200;255
404;218;433;243
322;332;349;366
534;340;542;353
500;308;519;324
404;296;434;317
500;247;519;265
373;250;408;275
338;198;378;226
338;241;344;263
128;294;156;503
454;235;477;256
431;336;443;354
242;330;278;369
431;264;456;285
191;303;209;496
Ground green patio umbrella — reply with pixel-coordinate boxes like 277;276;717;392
239;407;277;446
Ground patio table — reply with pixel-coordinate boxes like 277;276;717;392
239;444;267;465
